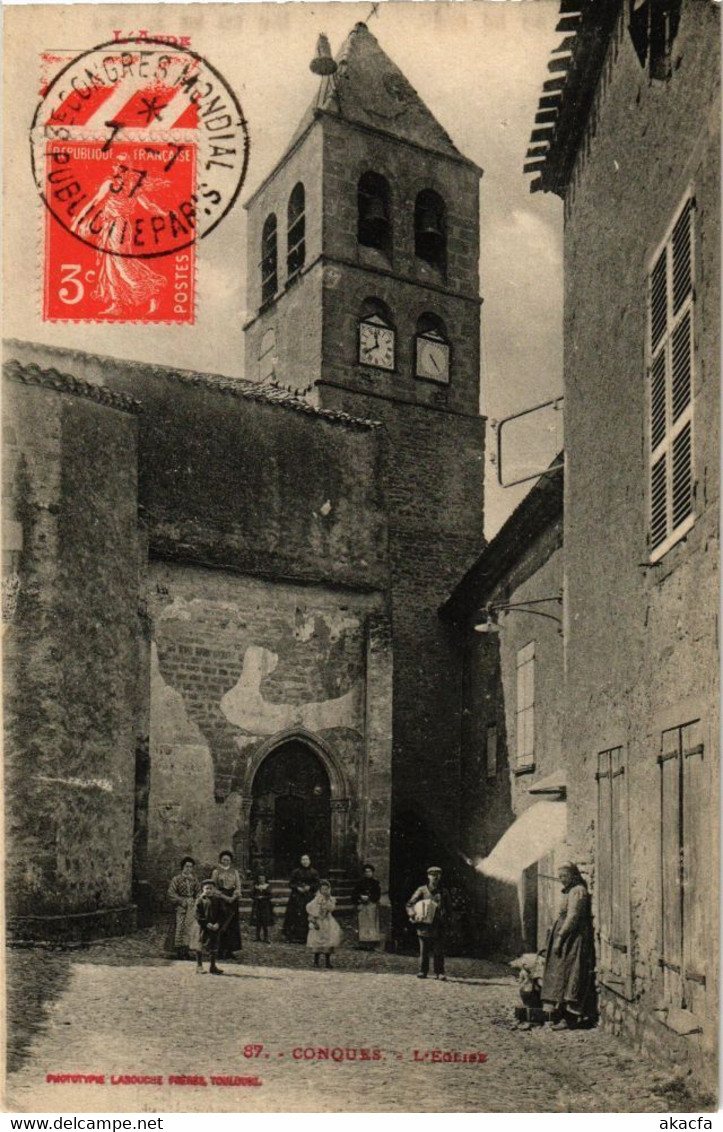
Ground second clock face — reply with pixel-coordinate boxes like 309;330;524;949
416;334;450;383
359;320;395;371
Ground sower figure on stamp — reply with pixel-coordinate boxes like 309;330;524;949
406;866;452;980
70;159;169;317
192;878;226;976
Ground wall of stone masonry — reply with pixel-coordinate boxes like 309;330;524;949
3;364;142;937
3;343;394;935
144;563;392;896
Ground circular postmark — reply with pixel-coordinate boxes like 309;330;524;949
31;38;250;259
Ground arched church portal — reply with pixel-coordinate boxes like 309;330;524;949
249;738;337;878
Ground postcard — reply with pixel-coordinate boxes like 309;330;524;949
2;0;719;1114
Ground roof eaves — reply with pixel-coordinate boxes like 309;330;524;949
524;0;620;198
3;358;141;415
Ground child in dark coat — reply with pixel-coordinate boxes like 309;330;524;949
193;879;226;975
251;874;274;943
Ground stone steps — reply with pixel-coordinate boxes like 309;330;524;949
239;877;358;918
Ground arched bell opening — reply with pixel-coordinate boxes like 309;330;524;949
414;188;446;273
358;172;393;261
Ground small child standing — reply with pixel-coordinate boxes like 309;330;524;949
306;879;342;968
251;874;274;943
193;878;225;975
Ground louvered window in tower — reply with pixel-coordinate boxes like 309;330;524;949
414;190;446;272
287;183;306;280
358;172;392;259
261;214;278;306
647;195;695;560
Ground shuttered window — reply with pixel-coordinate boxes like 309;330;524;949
515;642;535;770
287;183;306;279
596;747;632;996
658;720;707;1016
260;213;278;306
647;195;696;560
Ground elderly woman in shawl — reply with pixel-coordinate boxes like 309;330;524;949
541;862;596;1029
166;856;200;959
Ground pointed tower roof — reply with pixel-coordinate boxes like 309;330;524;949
287;22;474;166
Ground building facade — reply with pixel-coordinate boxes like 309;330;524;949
443;464;564;957
3;24;485;939
527;0;719;1088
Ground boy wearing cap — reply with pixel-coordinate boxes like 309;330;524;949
193;878;225;975
406;866;452;980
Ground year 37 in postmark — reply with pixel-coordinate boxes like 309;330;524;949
32;38;250;324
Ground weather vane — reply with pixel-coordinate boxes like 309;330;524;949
366;3;381;22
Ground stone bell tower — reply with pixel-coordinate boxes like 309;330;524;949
244;23;485;901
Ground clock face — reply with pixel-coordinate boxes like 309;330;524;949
416;334;450;383
359;319;395;371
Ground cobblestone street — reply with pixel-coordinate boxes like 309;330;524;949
6;927;709;1113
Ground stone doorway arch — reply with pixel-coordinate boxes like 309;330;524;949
241;729;350;879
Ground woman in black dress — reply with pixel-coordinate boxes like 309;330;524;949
352;863;383;949
211;851;243;959
283;854;320;942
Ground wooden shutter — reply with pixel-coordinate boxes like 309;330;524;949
659;728;683;1005
682;722;706;1016
516;643;535;769
672;199;693;313
596;750;613;977
537;849;558;951
648;196;695;558
650;248;667;354
596;747;631;994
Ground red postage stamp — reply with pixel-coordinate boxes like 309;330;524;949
43;139;197;322
34;39;249;324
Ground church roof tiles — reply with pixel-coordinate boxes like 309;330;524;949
3;347;381;431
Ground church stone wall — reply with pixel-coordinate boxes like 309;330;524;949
244;126;324;390
322;117;481;301
321;385;484;910
3;366;142;938
319;121;481;420
244;127;324;315
145;564;392;895
6;342;389;593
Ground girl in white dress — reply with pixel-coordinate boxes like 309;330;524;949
306;880;342;968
